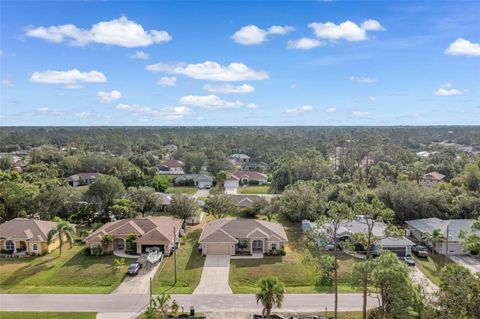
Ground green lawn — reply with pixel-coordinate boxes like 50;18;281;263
229;221;359;293
152;228;205;294
166;186;197;195
237;185;271;194
0;245;135;294
414;253;451;286
0;313;96;319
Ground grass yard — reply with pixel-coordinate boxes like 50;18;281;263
152;228;205;294
229;220;359;293
237;185;271;194
0;313;96;319
0;245;135;294
166;186;197;195
414;253;451;286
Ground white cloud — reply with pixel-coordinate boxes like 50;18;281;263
30;69;107;87
308;19;384;42
203;83;254;94
115;103;191;120
25;16;172;48
352;111;370;117
2;79;14;87
76;112;91;117
326;107;336;112
157;76;177;87
179;94;243;110
445;38;480;56
245;103;258;109
146;61;269;82
361;19;386;31
434;83;463;96
231;24;293;45
368;96;376;101
285;105;314;115
349;75;376;83
97;90;122;103
287;38;323;50
129;51;149;59
35;107;65;116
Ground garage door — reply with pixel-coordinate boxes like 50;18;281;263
383;246;406;257
207;244;230;255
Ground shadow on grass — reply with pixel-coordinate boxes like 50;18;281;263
1;256;59;286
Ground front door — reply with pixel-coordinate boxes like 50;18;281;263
252;240;263;253
114;238;125;250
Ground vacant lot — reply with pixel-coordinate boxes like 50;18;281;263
237;185;270;194
229;221;359;293
0;313;96;319
152;228;205;294
0;245;134;294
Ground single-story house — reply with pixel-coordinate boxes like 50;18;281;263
240;161;269;172
156;193;173;212
67;172;103;187
225;174;240;194
159;160;185;174
174;174;213;188
199;218;288;256
85;216;183;255
0;218;61;255
421;172;446;187
228;194;264;208
302;217;415;257
406;218;478;255
231;170;268;185
228;153;251;164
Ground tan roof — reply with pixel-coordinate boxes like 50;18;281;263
423;172;446;181
231;170;268;181
199;218;288;243
228;195;263;207
161;160;184;168
86;216;183;245
0;218;57;242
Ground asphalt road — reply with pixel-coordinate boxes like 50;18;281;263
0;293;378;313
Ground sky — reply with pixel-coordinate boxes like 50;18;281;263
0;0;479;126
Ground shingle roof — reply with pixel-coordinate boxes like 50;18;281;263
0;218;57;242
406;218;479;241
228;195;263;207
174;174;213;183
231;170;268;181
423;172;446;181
161;160;184;168
199;218;288;243
86;216;183;244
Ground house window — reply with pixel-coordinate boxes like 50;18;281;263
32;244;38;251
271;243;277;250
5;240;14;251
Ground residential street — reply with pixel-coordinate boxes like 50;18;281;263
449;255;480;274
0;293;378;313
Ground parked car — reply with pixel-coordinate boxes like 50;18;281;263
402;256;416;266
412;245;429;258
324;244;335;251
127;262;142;276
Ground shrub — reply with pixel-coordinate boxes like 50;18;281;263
84;247;91;256
29;252;37;257
41;249;48;255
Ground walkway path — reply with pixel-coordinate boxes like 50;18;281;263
193;255;233;294
410;266;438;296
0;293;378;313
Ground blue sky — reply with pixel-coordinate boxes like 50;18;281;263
1;0;479;126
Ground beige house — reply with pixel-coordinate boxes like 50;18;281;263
421;172;446;187
85;216;183;255
0;218;60;255
199;218;288;256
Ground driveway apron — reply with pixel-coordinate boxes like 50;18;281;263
193;255;232;294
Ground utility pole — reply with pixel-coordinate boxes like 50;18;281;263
149;277;152;308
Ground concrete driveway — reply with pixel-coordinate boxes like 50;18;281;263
410;266;438;296
193;255;232;294
450;255;480;274
113;261;161;294
195;188;210;198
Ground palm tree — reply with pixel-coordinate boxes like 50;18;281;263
154;293;171;318
47;217;75;257
101;235;113;251
255;276;285;319
422;228;446;255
